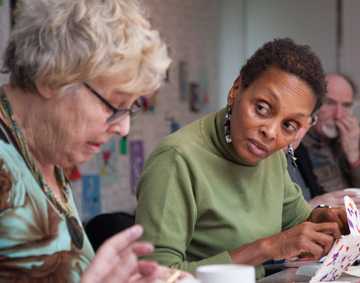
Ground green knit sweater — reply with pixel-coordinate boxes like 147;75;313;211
135;108;311;279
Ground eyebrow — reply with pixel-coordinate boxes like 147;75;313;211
269;90;307;118
268;91;279;102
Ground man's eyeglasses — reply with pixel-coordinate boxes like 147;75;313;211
83;83;143;124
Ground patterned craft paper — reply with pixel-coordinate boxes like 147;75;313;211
310;196;360;282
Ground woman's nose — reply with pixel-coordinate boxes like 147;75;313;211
261;123;277;140
108;115;131;137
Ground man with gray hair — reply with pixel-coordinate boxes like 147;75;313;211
302;73;360;193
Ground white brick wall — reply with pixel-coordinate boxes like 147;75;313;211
71;0;220;221
0;0;10;85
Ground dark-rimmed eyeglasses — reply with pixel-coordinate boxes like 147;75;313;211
83;83;143;124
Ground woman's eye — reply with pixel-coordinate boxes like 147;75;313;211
256;104;270;116
283;122;297;132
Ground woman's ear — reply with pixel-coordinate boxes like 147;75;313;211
227;76;242;106
35;82;54;99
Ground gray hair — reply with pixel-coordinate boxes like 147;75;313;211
2;0;171;96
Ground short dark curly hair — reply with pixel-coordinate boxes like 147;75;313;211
240;37;327;115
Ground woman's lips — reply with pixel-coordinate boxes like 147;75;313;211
247;138;269;157
86;141;102;154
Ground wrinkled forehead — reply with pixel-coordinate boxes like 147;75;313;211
326;75;354;102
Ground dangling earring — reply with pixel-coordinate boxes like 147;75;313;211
287;145;297;172
224;105;232;143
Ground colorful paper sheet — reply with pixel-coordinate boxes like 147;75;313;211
310;196;360;282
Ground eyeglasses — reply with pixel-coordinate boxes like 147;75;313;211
310;115;318;126
83;83;143;124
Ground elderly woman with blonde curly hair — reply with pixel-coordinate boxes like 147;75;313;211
0;0;191;282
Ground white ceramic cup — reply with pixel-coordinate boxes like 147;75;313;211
196;264;255;283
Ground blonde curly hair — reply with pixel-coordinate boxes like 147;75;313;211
2;0;170;96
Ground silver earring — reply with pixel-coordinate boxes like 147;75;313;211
287;145;297;172
224;105;232;143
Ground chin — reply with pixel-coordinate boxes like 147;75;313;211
244;152;268;164
76;156;93;165
322;126;339;139
61;155;92;168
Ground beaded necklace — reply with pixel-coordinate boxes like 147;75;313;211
0;89;84;249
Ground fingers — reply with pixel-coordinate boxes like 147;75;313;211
334;190;356;198
96;225;144;259
155;266;195;281
306;234;334;259
81;247;139;283
80;225;155;283
319;190;360;208
310;207;349;235
311;221;342;239
130;261;159;283
269;222;338;261
297;223;339;259
336;116;359;134
132;242;155;257
336;117;360;164
95;225;153;263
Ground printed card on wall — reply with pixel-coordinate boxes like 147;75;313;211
310;196;360;282
97;138;119;186
130;140;144;195
82;175;101;222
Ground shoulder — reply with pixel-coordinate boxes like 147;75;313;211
149;115;209;159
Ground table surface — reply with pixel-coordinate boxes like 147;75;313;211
257;266;360;283
257;260;360;282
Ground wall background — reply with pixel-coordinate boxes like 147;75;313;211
1;0;360;222
0;0;10;85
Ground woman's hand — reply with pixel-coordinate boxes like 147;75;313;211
267;221;341;261
129;265;194;282
309;206;349;235
155;266;194;281
229;221;342;266
80;224;160;283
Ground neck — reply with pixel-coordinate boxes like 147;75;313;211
2;83;56;174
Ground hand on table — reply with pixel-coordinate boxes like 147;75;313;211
80;225;159;283
80;224;193;283
228;220;343;267
336;116;360;165
267;221;343;262
308;190;360;209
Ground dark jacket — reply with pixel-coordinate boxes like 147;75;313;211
295;142;326;198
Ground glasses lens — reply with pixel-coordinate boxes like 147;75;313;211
129;99;144;118
106;99;144;124
106;111;127;124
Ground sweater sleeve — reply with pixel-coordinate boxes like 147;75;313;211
135;149;233;275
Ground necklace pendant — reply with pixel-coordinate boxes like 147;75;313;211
66;216;84;249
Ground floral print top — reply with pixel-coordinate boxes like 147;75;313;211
0;123;94;282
